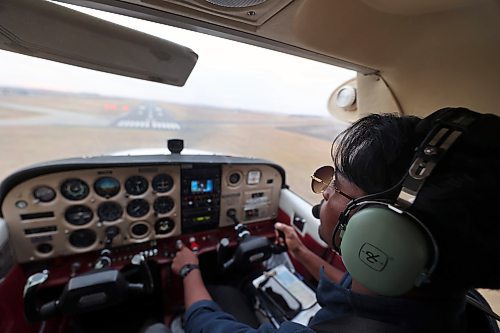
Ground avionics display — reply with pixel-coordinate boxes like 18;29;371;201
190;179;213;194
181;166;221;233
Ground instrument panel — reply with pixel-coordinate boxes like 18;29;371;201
0;155;285;263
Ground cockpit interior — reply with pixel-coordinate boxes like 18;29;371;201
1;0;499;332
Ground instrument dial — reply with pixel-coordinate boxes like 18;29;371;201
155;218;175;235
125;175;148;195
97;202;123;222
33;186;56;202
152;174;173;193
69;229;97;248
127;199;150;218
65;205;93;226
130;222;150;238
153;196;174;214
94;177;120;198
61;179;89;200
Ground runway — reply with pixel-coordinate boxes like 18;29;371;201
112;103;181;130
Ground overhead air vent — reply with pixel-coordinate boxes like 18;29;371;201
140;0;293;26
205;0;267;7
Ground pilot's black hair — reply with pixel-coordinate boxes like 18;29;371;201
331;112;421;194
332;108;500;292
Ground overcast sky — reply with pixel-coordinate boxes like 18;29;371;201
0;3;355;116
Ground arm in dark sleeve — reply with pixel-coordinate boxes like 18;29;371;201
184;300;315;333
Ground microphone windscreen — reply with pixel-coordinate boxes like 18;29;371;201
312;200;323;219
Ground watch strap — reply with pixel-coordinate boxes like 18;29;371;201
179;264;199;279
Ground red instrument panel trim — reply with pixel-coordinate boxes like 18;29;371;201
0;265;39;333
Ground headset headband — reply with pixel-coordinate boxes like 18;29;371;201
397;111;477;208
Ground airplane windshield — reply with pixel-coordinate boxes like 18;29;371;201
0;4;354;205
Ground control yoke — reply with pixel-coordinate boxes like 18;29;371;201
23;230;154;323
220;209;286;271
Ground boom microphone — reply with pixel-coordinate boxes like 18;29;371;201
312;200;323;219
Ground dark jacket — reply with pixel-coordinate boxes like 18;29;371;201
183;268;466;333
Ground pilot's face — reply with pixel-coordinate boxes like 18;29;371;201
318;173;365;249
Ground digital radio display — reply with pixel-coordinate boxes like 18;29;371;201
190;179;213;194
193;216;211;223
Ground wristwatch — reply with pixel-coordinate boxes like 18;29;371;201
179;264;199;279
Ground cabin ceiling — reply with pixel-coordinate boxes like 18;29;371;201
58;0;500;117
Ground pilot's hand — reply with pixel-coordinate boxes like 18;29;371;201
171;242;199;276
274;222;306;259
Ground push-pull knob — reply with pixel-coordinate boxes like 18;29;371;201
189;236;199;253
217;237;231;269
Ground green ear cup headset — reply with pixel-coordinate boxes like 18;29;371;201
334;109;478;296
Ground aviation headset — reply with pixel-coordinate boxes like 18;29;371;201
333;109;479;296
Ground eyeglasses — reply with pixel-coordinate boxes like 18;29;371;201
310;165;354;201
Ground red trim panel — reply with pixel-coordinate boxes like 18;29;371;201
0;265;39;333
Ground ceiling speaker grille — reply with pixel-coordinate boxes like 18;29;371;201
205;0;267;7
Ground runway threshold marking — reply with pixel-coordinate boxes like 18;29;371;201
115;120;181;130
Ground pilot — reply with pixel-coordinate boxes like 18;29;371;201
172;107;500;333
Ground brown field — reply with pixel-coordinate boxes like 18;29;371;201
0;94;339;203
0;94;139;116
0;108;40;119
0;93;498;316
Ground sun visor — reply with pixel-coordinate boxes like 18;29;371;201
0;0;198;86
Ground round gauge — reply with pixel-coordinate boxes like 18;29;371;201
228;172;241;185
33;186;56;202
36;243;53;254
69;229;97;248
152;174;173;193
125;175;148;195
94;177;120;198
153;197;174;214
155;218;175;235
127;199;150;218
65;205;93;226
130;222;150;238
97;202;123;222
61;179;89;201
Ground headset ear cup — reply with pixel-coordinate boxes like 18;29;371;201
340;205;431;296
